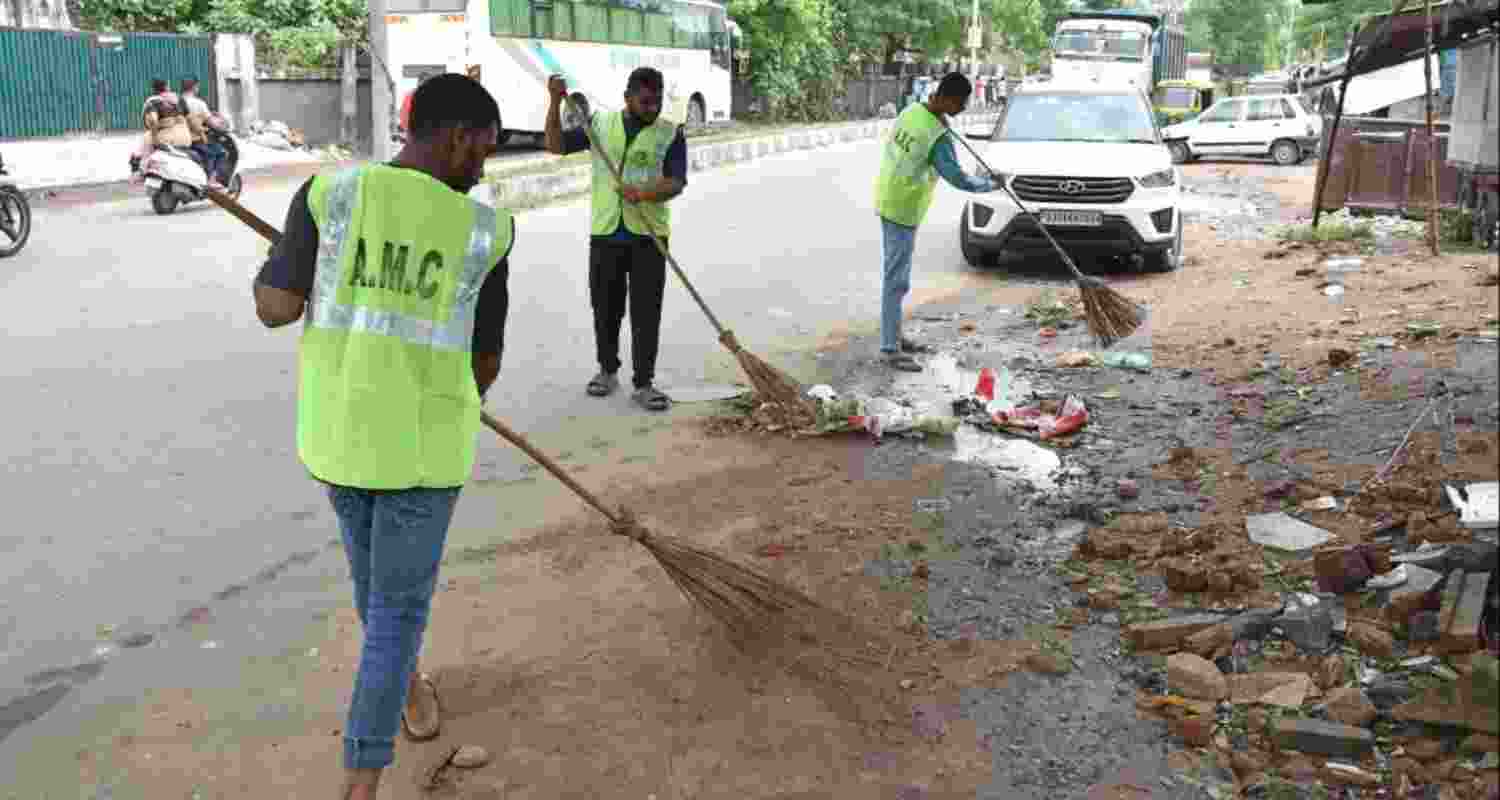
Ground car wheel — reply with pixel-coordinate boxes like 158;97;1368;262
959;206;990;268
1271;139;1301;166
1144;222;1183;273
1167;140;1191;165
151;189;179;215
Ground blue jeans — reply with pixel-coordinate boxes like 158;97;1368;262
326;484;461;771
880;217;918;353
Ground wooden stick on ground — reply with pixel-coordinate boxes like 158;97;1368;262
564;100;813;420
213;186;842;650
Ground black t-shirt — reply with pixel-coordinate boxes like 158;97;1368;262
559;114;687;241
255;165;514;357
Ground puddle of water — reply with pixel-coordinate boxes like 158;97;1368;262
947;426;1061;491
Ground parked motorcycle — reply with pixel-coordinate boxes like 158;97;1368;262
141;129;243;215
0;151;31;258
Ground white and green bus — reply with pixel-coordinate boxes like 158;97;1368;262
386;0;738;139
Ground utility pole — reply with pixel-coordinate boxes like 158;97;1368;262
370;0;394;162
969;0;981;74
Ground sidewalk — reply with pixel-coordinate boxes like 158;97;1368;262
0;132;322;192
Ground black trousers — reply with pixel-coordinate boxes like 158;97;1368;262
589;236;666;389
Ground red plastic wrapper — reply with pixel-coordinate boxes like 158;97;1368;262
975;368;997;403
992;394;1089;439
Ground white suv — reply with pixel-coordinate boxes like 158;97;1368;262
1162;94;1321;166
959;81;1183;272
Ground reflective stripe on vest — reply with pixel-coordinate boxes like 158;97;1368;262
307;166;498;351
874;104;947;228
589;111;676;238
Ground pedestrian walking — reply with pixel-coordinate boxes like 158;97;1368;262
874;71;1001;372
250;73;513;800
543;66;687;412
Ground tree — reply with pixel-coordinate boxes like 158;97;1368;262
74;0;195;31
989;0;1048;55
1292;0;1389;61
1193;0;1276;75
74;0;365;68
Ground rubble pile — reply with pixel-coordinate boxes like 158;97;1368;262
247;120;308;152
1070;473;1499;798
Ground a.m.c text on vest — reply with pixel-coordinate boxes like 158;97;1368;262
346;238;442;299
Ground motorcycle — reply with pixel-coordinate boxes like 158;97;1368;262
0;151;31;258
141;128;244;215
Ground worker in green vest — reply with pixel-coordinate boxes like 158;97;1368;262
876;72;1000;372
251;74;513;800
543;66;687;412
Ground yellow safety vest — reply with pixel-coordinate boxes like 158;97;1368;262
301;164;513;489
874;103;947;227
589;110;678;238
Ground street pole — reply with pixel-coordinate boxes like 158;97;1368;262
970;0;980;74
370;0;394;162
1422;0;1440;255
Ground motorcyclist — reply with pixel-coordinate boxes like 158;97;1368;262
181;77;225;189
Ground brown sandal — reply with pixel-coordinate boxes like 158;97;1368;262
401;672;442;741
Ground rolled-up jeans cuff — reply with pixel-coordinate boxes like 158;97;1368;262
344;736;395;771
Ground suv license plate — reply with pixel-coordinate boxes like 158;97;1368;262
1039;210;1102;227
144;178;162;190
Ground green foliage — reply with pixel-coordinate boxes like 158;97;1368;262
77;0;367;69
75;0;196;31
1292;0;1388;61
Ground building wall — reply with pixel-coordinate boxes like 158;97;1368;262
250;74;372;150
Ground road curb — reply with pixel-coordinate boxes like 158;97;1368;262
23;159;340;210
486;112;1002;210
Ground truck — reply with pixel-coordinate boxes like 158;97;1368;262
1050;10;1185;95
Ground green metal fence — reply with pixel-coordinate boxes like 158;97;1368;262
0;27;216;140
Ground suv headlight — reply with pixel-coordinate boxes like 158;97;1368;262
1138;168;1175;188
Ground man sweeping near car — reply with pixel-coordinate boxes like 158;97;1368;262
876;71;1001;372
250;73;512;800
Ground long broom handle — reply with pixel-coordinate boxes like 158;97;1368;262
563;97;732;340
207;187;629;527
940;120;1091;284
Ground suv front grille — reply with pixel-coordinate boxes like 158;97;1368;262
1012;175;1134;204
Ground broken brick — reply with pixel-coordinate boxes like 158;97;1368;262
1161;558;1209;592
1125;613;1225;651
1078;531;1133;560
1183;623;1233;658
1169;715;1214;747
1167;652;1227;700
1346;621;1396;658
1386;564;1446;622
1324;686;1378;727
1272;717;1375;759
1316;546;1374;594
1438;570;1490;655
1393;683;1500;736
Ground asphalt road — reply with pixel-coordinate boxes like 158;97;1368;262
0;135;1004;772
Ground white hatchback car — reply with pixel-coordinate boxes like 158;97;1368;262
959;82;1183;272
1161;94;1322;166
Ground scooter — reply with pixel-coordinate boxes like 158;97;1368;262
141;129;243;215
0;151;31;258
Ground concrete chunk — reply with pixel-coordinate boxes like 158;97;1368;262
1438;570;1490;654
1125;613;1225;651
1247;512;1334;552
1446;482;1499;530
1273;717;1375;759
1385;564;1445;622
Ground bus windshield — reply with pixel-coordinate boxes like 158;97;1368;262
1052;28;1148;62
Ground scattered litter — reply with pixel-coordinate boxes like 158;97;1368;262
847;401;960;439
1038;327;1058;339
1406;321;1442;339
1445;482;1499;530
1055;351;1097;368
1097;351;1151;371
993;395;1090;440
1366;564;1409;590
1324;285;1346;299
806;384;838;403
1401;655;1436;669
1431;665;1459;681
1247;512;1334;552
201;640;220;650
1393;541;1450;566
1301;496;1338;512
1095;388;1122;400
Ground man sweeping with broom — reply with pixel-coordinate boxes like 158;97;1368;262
249;73;511;800
876;72;1003;372
544;67;685;412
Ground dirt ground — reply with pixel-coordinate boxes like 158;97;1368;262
84;163;1499;799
